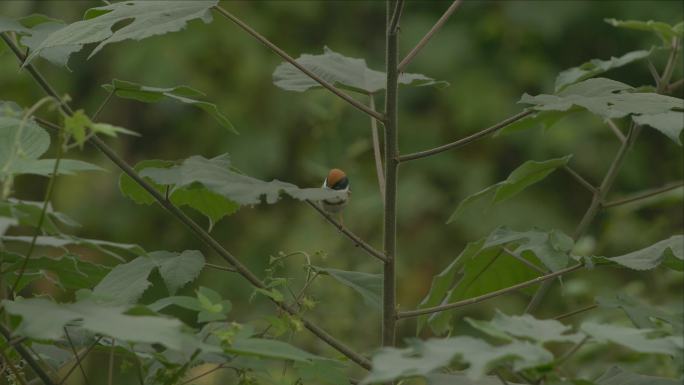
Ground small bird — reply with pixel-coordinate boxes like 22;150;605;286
322;168;350;223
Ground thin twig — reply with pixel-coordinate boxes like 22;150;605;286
502;247;546;274
398;0;464;72
92;88;115;121
57;336;102;385
658;37;681;93
398;110;533;162
602;181;683;208
107;341;115;385
605;119;626;143
647;60;661;89
563;166;597;194
368;94;386;202
388;0;404;34
305;200;387;263
396;264;583;319
0;323;56;385
212;6;383;122
556;336;590;368
553;303;598;321
63;328;90;385
179;364;231;385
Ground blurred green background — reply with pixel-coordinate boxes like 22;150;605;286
1;1;682;383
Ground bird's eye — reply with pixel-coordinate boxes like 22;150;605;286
333;177;349;190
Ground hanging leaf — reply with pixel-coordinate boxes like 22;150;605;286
466;310;584;345
519;78;684;145
139;154;346;206
23;1;218;65
581;322;682;356
483;227;574;272
605;19;684;46
19;18;80;68
148;250;205;295
594;366;681;385
226;337;320;362
273;46;448;94
596;293;683;334
102;79;236;133
448;156;571;223
555;50;651;92
592;235;683;271
313;266;382;309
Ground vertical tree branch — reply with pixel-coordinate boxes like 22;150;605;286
369;94;386;202
383;0;402;349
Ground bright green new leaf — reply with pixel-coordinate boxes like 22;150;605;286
139;154;347;206
484;227;573;272
581;322;682;356
273;46;448;94
226;337;320;362
64;110;88;147
596;293;683;334
102;79;236;133
23;1;217;65
196;286;232;323
520;78;684;145
594;366;681;385
466;310;584;345
605;19;684;46
313;266;382;309
448;156;571;223
555;50;651;92
2;298;217;353
148;250;205;295
362;337;553;383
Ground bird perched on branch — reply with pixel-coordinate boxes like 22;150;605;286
322;168;350;223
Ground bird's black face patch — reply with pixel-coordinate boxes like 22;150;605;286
331;176;349;190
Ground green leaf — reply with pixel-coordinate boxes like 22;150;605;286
313;266;382;309
596;293;683;334
484;227;573;272
139;154;347;206
64;110;89;147
147;250;205;295
555;50;651;92
119;159;174;205
19;19;80;68
361;337;553;383
273;46;448;94
519;78;684;145
605;19;684;46
426;373;524;385
9;158;104;176
0;16;30;33
0;234;143;261
226;338;320;362
90;122;139;137
92;256;157;305
0;199;80;235
466;310;584;345
148;296;203;312
194;286;231;322
102;79;236;133
448;156;571;223
23;1;217;65
594;366;681;385
2;298;217;353
599;235;683;271
581;322;682;356
294;360;350;385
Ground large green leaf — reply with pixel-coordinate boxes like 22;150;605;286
448;156;571;223
519;78;684;145
0;234;144;261
361;337;553;383
19;19;80;68
483;227;574;272
605;19;684;46
581;322;682;356
2;298;216;353
227;338;320;362
148;250;205;295
273;46;448;94
596;235;683;271
466;310;583;345
555;50;651;92
0;16;29;33
0;199;79;235
23;1;217;65
102;79;235;133
139;154;346;206
594;366;681;385
596;293;683;334
313;266;382;309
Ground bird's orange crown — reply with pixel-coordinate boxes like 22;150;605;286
326;168;347;187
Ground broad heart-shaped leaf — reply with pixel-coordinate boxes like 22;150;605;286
0;199;79;235
227;337;320;362
519;78;684;145
605;18;684;46
596;293;683;334
594;366;681;385
361;337;553;384
313;266;382;309
102;79;236;133
147;250;205;295
0;16;30;33
448;156;571;223
594;235;683;271
555;50;651;92
273;46;448;94
1;298;218;353
581;322;682;356
484;227;574;272
416;237;541;335
23;1;217;65
466;310;584;345
139;154;346;206
119;159;239;231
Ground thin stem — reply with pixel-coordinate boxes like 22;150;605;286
553;303;598;321
556;336;590;368
2;34;372;371
0;323;56;385
605;119;626;143
648;60;661;89
179;364;231;385
305;200;387;263
563;166;597;194
369;94;386;202
398;0;464;72
107;341;115;385
205;262;237;273
503;247;546;274
92;88;115;121
212;6;383;121
398;110;533;162
57;336;102;385
397;264;583;319
388;0;404;34
602;181;683;208
658;37;681;93
63;328;90;385
383;0;401;348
